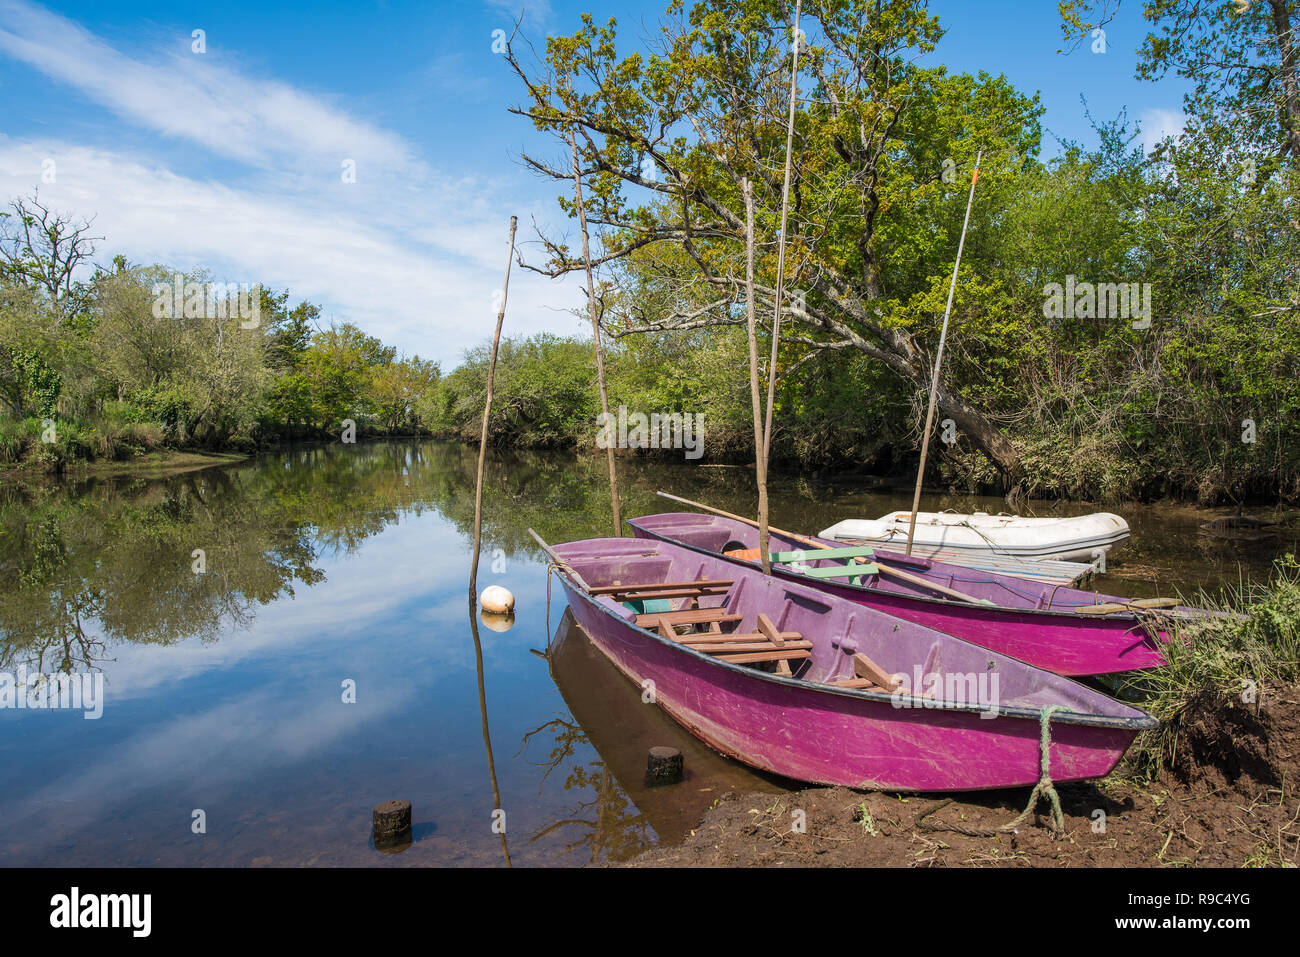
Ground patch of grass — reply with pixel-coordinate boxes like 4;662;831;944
1117;555;1300;780
0;411;174;469
0;416;28;463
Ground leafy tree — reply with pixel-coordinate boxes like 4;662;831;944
508;0;1043;489
0;193;100;325
370;356;440;431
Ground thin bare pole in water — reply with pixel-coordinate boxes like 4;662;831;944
743;177;770;575
904;151;982;556
470;214;518;601
760;0;802;570
468;216;517;867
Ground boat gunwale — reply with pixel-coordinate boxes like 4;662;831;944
624;514;1182;625
553;555;1158;734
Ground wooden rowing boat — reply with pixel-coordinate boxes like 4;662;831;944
627;511;1211;676
543;534;1156;792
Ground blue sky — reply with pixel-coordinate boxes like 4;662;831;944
0;0;1188;369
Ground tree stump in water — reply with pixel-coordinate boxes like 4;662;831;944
645;746;684;786
373;799;412;849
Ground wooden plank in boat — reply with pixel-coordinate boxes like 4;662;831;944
755;613;785;648
799;563;880;579
831;675;931;696
589;579;733;595
614;586;731;601
853;652;901;691
635;608;742;627
771;546;877;563
681;630;802;644
685;639;813;653
715;649;812;664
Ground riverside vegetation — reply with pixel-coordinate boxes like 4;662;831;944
3;1;1298;503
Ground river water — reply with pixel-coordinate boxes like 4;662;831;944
0;441;1294;866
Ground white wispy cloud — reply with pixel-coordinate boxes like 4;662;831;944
0;0;415;171
484;0;554;31
1139;107;1186;156
0;0;579;366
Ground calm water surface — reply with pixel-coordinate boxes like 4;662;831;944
1;441;1294;866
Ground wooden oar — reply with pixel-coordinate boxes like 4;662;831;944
1073;597;1179;616
654;492;989;606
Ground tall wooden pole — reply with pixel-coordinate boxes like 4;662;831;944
742;177;770;574
570;125;623;536
470;215;517;602
467;216;517;868
904;151;982;555
759;0;802;566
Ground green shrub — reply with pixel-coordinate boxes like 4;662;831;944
0;417;27;463
1118;556;1300;780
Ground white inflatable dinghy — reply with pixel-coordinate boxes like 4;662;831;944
818;510;1130;563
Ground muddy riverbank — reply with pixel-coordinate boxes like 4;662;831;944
615;684;1300;867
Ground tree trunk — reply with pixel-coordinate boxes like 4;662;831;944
933;379;1023;498
570;125;622;536
1270;0;1300;161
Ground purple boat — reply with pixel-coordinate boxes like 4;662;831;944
626;512;1200;676
545;535;1156;792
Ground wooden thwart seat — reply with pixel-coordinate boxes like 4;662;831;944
635;607;742;629
666;610;809;674
591;579;733;597
688;640;813;654
717;649;811;664
679;630;801;645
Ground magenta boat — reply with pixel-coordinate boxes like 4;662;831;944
626;512;1203;676
545;535;1155;792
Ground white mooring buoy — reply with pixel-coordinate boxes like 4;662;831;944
480;584;515;615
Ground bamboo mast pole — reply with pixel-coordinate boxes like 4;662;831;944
470;215;518;601
758;0;802;571
742;178;770;574
904;151;982;556
569;124;623;537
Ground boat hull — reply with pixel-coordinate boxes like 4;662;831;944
629;515;1170;676
740;573;1168;676
557;572;1145;792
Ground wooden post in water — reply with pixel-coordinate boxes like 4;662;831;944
372;799;412;850
742;177;770;575
759;0;802;566
569;125;623;536
904;151;982;556
470;215;517;603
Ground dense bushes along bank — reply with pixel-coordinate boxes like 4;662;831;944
428;323;1300;507
0;234;442;473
